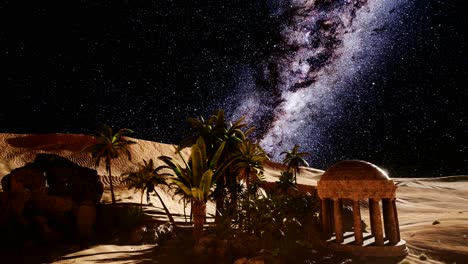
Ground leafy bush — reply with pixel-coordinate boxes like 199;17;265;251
143;222;174;245
236;190;320;261
277;171;297;191
117;205;145;229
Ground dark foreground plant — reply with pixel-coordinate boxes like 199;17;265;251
117;205;145;229
159;137;233;243
123;159;176;227
216;189;321;262
277;171;297;192
84;124;136;206
280;144;310;184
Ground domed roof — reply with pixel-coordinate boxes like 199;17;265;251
321;160;390;181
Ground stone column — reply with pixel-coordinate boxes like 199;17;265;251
369;198;376;235
382;199;399;244
392;199;401;241
333;198;344;243
352;200;363;245
369;198;384;245
382;199;391;241
321;198;331;237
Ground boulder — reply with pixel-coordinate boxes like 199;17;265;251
34;193;74;215
2;166;45;193
247;256;265;264
233;257;248;264
0;192;9;226
36;215;62;241
129;225;147;244
0;153;104;243
75;200;96;239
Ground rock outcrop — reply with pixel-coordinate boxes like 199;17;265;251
0;153;103;243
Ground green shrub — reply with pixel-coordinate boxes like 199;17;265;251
236;190;320;261
277;171;297;191
118;205;145;229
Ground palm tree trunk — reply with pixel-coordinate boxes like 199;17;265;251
154;190;177;228
214;176;225;223
246;167;251;227
228;175;238;220
108;162;116;205
190;200;193;224
192;200;206;243
140;190;145;208
183;198;187;222
294;168;298;185
107;161;118;225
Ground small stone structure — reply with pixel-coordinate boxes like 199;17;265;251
317;160;407;257
0;153;104;243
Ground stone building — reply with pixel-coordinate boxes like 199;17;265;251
317;160;408;257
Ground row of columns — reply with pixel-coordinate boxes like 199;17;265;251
321;198;400;246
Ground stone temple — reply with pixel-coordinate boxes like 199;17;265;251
317;160;408;257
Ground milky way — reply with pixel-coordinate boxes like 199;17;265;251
228;0;408;164
1;0;465;177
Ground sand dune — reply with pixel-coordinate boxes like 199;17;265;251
393;178;468;263
0;133;189;179
0;133;466;263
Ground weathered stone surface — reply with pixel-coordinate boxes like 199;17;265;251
247;256;265;264
0;153;104;243
36;215;62;241
35;153;103;204
198;234;217;247
192;235;230;259
317;160;407;258
233;257;248;264
216;239;228;257
35;193;74;214
129;225;146;244
0;192;8;226
2;167;45;193
75;201;96;239
192;243;206;257
318;160;396;200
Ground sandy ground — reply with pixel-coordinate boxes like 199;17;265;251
0;133;467;263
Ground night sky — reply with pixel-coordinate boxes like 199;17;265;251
1;0;466;177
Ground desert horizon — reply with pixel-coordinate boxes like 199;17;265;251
0;132;466;264
2;1;464;263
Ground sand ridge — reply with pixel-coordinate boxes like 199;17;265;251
0;133;189;181
0;133;466;263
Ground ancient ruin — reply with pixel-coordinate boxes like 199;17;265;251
0;153;104;244
317;160;408;257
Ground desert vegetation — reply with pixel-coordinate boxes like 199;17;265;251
3;109;465;263
109;109;346;263
0;109;333;263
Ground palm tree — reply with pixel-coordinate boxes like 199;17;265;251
159;137;232;243
221;116;255;218
177;111;219;155
232;140;269;224
280;144;310;184
210;112;254;221
233;140;269;193
83;124;136;206
178;109;254;158
178;109;254;222
122;159;176;227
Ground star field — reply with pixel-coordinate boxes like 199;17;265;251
0;0;465;177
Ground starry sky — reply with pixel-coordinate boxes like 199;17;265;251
1;0;466;177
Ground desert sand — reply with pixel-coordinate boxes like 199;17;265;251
0;133;467;263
